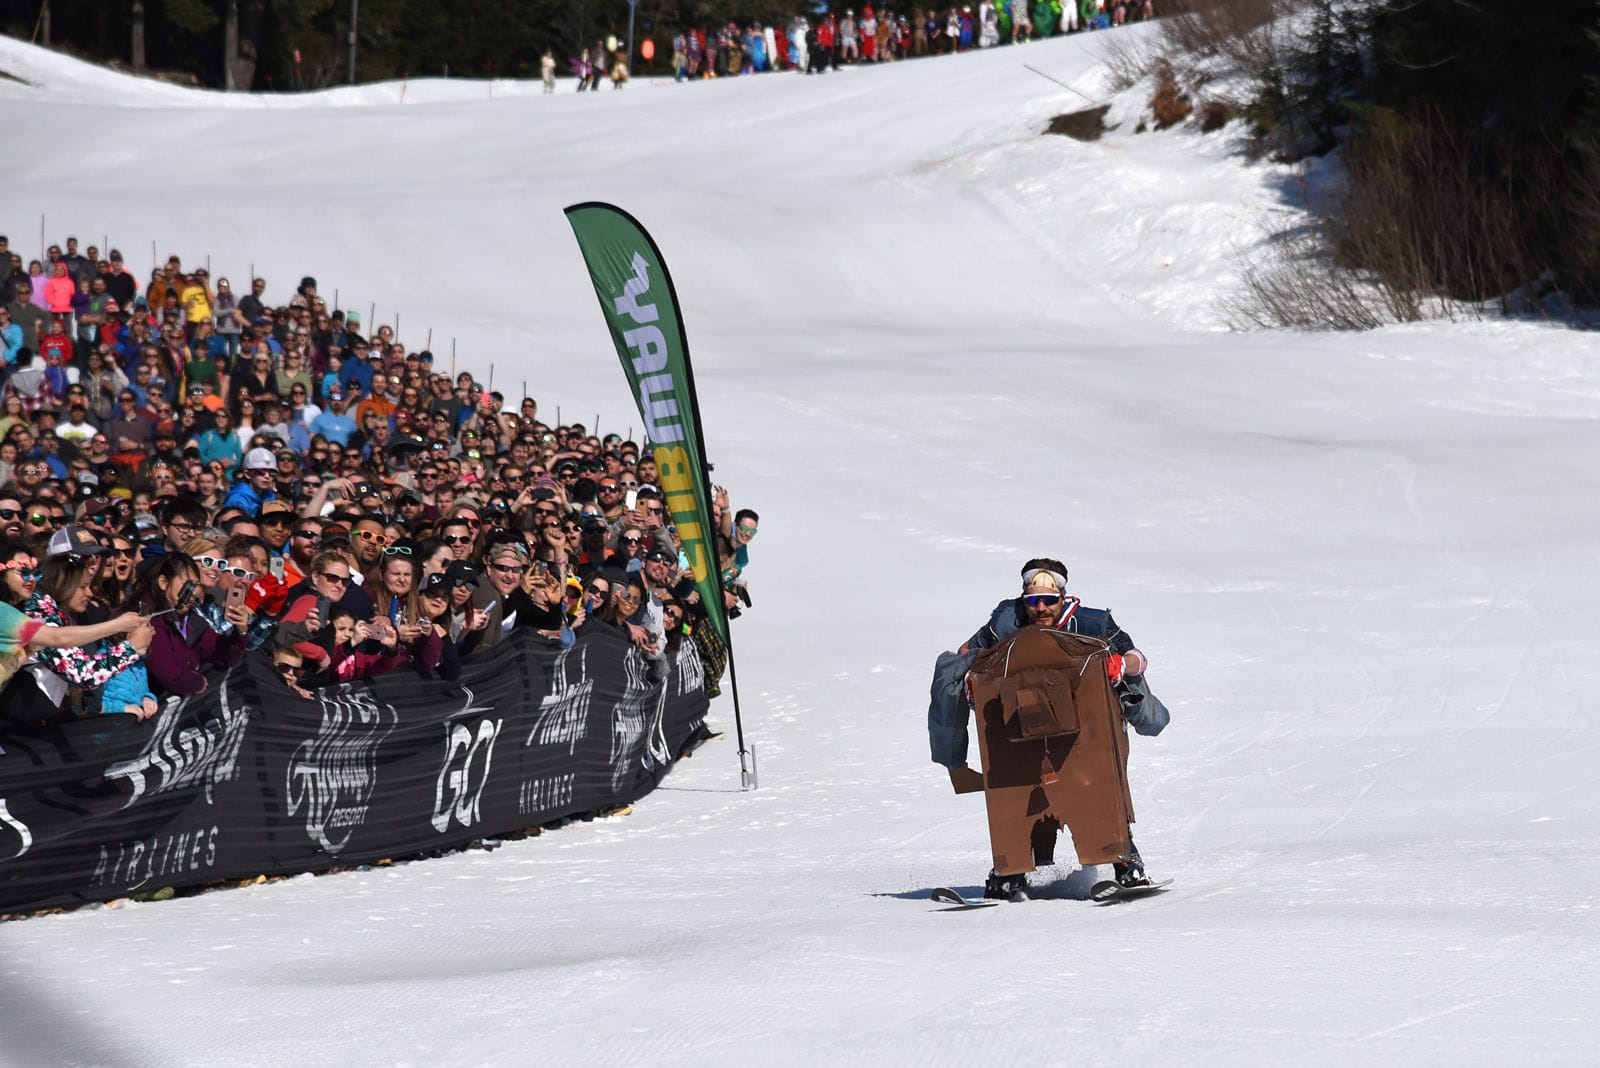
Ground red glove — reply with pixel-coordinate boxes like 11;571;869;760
1106;654;1125;685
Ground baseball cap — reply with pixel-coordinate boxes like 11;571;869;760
445;561;481;587
260;500;294;518
644;546;676;565
47;525;108;559
243;447;276;471
418;572;452;595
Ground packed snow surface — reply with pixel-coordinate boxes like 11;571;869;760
3;30;1599;1066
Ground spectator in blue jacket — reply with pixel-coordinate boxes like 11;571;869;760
222;447;278;515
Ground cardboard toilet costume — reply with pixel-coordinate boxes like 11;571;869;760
966;625;1136;876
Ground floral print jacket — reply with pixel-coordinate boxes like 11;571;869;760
22;593;142;687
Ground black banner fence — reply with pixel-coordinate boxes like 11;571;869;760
0;629;709;913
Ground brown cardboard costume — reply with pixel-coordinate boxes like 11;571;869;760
966;626;1136;876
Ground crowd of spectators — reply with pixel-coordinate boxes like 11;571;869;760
657;0;1154;81
0;234;759;724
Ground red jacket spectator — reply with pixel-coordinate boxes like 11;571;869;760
37;330;73;367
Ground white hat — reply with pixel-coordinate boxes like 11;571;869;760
243;447;276;471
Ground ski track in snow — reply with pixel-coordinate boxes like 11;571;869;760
3;26;1600;1065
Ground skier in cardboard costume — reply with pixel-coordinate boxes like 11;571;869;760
929;558;1170;900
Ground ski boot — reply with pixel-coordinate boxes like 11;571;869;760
1112;853;1150;890
983;870;1029;902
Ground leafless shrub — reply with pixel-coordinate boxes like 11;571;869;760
1225;217;1394;330
1336;106;1599;320
1099;30;1157;92
1161;0;1292;67
1198;98;1234;132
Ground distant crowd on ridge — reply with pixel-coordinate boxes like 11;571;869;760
547;0;1156;89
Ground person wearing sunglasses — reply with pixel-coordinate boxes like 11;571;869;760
16;543;152;719
929;557;1169;900
270;646;316;698
437;516;476;562
282;518;323;588
347;513;389;572
274;550;364;656
608;525;648;570
0;494;25;541
1;584;148;702
572;517;612;580
1;540;43;607
461;538;531;655
128;552;246;699
92;536;138;609
181;538;228;595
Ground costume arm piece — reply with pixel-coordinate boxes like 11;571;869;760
927;647;979;768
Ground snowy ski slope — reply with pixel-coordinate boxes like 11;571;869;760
2;28;1598;1065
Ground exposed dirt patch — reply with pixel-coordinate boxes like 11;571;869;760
1045;105;1112;142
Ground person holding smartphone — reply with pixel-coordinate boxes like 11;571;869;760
132;553;247;699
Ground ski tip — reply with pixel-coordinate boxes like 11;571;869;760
1089;877;1173;904
929;887;999;909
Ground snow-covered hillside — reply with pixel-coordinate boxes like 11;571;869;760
3;29;1598;1065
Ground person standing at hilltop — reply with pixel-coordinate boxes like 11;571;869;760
541;49;557;93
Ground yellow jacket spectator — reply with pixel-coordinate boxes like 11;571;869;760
181;270;214;325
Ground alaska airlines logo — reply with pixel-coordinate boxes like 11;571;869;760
104;679;250;810
527;644;593;754
610;646;656;789
286;684;397;854
675;640;705;698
